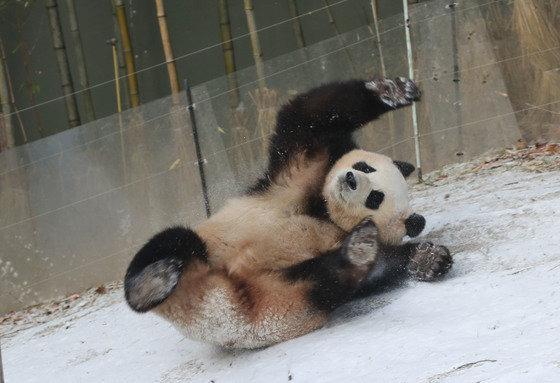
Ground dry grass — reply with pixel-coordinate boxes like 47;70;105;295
485;0;560;142
249;87;279;153
228;107;257;173
511;0;560;140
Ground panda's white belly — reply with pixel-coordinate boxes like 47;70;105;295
195;197;345;272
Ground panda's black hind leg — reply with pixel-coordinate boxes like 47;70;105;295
124;227;207;312
365;77;420;110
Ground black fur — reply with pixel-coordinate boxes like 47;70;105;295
356;241;452;297
285;250;356;311
354;242;417;297
352;161;376;173
365;190;385;210
248;79;419;195
126;79;429;317
404;213;426;238
304;194;330;220
393;160;415;178
286;239;452;308
285;218;378;311
124;227;207;312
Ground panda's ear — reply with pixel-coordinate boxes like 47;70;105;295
393;161;415;178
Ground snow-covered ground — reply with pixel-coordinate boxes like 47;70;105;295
2;145;560;383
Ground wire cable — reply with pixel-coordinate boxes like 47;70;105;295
3;0;509;119
4;0;560;289
3;0;356;118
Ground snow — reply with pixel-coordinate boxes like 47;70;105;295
2;151;560;383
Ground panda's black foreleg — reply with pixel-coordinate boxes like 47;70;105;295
261;78;420;184
284;218;381;312
355;242;453;297
124;227;207;313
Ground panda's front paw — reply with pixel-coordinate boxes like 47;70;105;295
341;218;379;267
407;242;452;281
365;77;421;109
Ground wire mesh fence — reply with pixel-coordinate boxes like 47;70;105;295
1;0;559;313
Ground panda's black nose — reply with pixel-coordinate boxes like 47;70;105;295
345;171;357;190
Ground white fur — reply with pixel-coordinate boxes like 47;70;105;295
324;150;412;244
142;150;415;348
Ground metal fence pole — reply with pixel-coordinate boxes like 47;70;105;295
449;2;464;156
402;0;422;180
185;79;211;218
371;0;397;159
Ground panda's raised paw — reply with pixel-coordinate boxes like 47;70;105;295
340;218;379;267
365;77;421;109
407;242;452;281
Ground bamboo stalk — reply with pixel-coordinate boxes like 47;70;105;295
108;38;128;183
16;8;43;137
155;0;179;94
219;0;240;107
287;0;306;50
108;39;123;113
45;0;81;128
0;35;27;144
0;40;14;149
322;0;357;75
110;0;131;109
65;0;95;121
244;0;266;88
115;0;140;107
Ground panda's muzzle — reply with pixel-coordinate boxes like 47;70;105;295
405;213;425;237
345;171;357;190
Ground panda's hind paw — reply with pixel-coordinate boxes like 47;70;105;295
395;77;421;101
407;242;452;281
365;78;420;109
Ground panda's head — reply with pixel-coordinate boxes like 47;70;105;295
323;150;425;245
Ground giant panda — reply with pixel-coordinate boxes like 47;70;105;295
124;78;452;348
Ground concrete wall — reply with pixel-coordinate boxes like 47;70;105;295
0;0;532;313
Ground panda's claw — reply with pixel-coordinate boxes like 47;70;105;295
395;77;421;101
407;242;452;281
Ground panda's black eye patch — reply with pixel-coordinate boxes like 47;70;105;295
365;190;385;210
352;162;376;174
